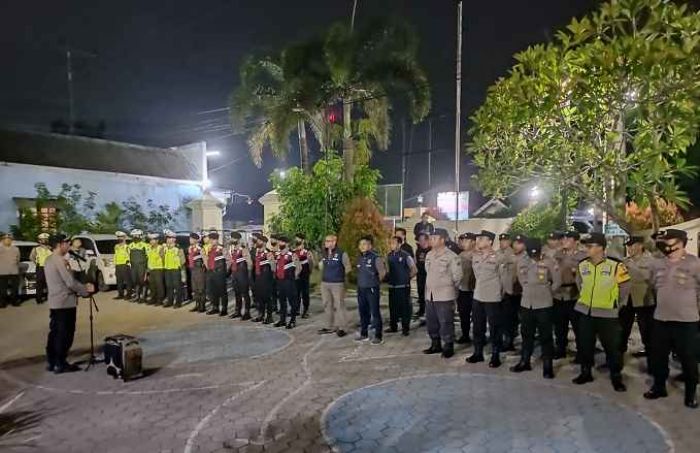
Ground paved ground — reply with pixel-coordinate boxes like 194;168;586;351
0;291;698;453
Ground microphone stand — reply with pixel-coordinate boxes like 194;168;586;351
71;252;101;371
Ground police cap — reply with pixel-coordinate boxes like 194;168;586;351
48;233;69;248
582;232;607;248
230;231;242;240
295;233;305;240
208;232;220;240
625;236;644;246
525;237;542;256
277;235;290;244
459;232;476;241
656;229;687;242
476;230;496;241
564;231;580;240
499;233;511;241
189;232;201;241
431;228;450;240
547;231;564;240
513;234;527;244
38;232;50;240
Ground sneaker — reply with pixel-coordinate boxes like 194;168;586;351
371;337;384;345
354;334;369;342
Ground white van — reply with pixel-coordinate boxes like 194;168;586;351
73;233;118;291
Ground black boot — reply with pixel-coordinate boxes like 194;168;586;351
643;385;668;400
510;359;531;373
611;373;627;392
455;335;471;344
230;312;242;319
274;319;286;328
301;310;309;319
242;313;252;321
263;314;273;324
503;338;516;352
467;345;484;363
542;359;555;379
441;343;454;358
206;308;219;315
685;384;698;409
423;339;442;354
286;318;296;329
553;348;567;360
489;353;502;368
572;366;594;385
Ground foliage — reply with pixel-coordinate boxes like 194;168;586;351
469;0;700;233
338;196;391;268
626;199;683;231
10;209;43;241
508;203;563;240
92;202;125;234
270;154;380;249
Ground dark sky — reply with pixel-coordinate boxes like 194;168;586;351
1;0;604;217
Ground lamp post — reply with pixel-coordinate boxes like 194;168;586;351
454;0;463;231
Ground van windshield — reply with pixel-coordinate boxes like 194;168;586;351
95;240;119;255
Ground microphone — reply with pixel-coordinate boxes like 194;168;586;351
68;249;87;262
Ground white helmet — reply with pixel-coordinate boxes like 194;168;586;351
130;229;143;237
147;233;160;240
115;231;127;238
165;230;177;239
38;233;50;240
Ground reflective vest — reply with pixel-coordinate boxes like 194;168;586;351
128;241;148;265
163;246;182;270
34;246;51;267
147;245;164;270
114;243;130;265
578;258;628;311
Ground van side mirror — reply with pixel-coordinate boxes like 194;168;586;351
85;249;95;257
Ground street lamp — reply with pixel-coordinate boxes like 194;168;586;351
206;150;221;157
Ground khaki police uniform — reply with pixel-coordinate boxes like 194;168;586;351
470;248;507;364
499;247;524;350
424;247;462;347
553;248;588;358
620;251;655;357
457;249;475;342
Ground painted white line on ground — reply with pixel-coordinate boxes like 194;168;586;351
0;391;24;413
183;381;266;453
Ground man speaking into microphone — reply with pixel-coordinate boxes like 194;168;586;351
44;234;94;374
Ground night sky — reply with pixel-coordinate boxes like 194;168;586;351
1;0;607;219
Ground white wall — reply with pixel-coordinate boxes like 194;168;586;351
0;162;203;231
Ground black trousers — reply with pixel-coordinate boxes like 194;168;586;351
388;287;411;332
164;269;182;306
456;290;473;339
520;306;554;360
130;262;147;299
416;271;427;315
0;275;19;306
46;307;77;367
148;269;165;305
578;314;622;375
278;278;300;322
426;299;455;344
253;275;274;317
190;267;206;310
473;300;503;354
35;266;47;303
619;304;654;353
553;299;580;354
207;271;228;313
233;273;252;315
503;293;521;342
358;287;382;339
296;276;310;314
115;264;132;297
650;320;698;391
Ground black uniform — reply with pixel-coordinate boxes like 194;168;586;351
252;247;274;323
415;245;431;317
230;247;252;318
205;245;228;315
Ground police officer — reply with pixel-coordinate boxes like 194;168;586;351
394;228;414;258
573;232;631;392
273;236;301;329
162;231;185;308
620;236;655;363
423;228;462;358
251;234;274;324
205;232;229;316
269;234;281;314
498;233;522;351
468;230;507;367
355;235;387;345
386;236;417;336
644;229;699;409
414;233;431;319
318;234;351;337
0;232;20;308
187;233;207;313
128;229;148;303
146;233;165;305
553;231;588;360
512;238;560;378
413;212;435;239
294;233;314;319
30;232;51;304
113;231;132;299
456;233;476;344
229;232;253;320
542;231;563;260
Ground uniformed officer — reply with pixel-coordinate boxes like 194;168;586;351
467;230;507;367
128;229;148;303
187;233;207;313
498;233;523;351
269;234;281;313
30;233;51;304
318;234;351;337
294;233;314;319
229;232;253;320
146;233;165;305
620;236;655;364
205;232;229;316
355;235;387;345
553;231;588;360
542;231;563;260
163;231;186;308
394;228;414;258
413;212;435;240
414;233;431;318
113;231;132;299
512;238;560;378
456;233;476;344
386;236;418;336
251;234;274;323
423;228;462;358
273;236;301;329
573;232;631;392
644;229;699;409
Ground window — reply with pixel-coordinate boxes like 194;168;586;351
95;240;119;255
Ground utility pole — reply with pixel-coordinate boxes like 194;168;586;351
427;118;432;190
66;49;74;134
454;0;463;232
351;0;359;31
401;119;407;190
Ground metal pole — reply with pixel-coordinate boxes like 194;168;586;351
66;49;74;134
427;118;432;190
401;119;407;191
350;0;358;31
454;0;463;231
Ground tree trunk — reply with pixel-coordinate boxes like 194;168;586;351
558;187;569;229
342;101;355;182
649;195;660;233
297;118;310;174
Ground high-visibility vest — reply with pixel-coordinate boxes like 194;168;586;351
163;246;182;270
578;258;629;311
147;245;164;270
35;246;51;267
114;243;130;265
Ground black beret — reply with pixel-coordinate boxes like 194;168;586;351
625;236;644;246
459;232;476;241
277;235;290;243
190;232;201;240
476;230;496;241
548;231;564;240
432;228;450;239
499;233;511;241
582;232;606;247
49;233;69;248
208;232;220;240
525;237;542;255
564;231;580;240
513;234;527;243
230;231;242;240
254;234;268;243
